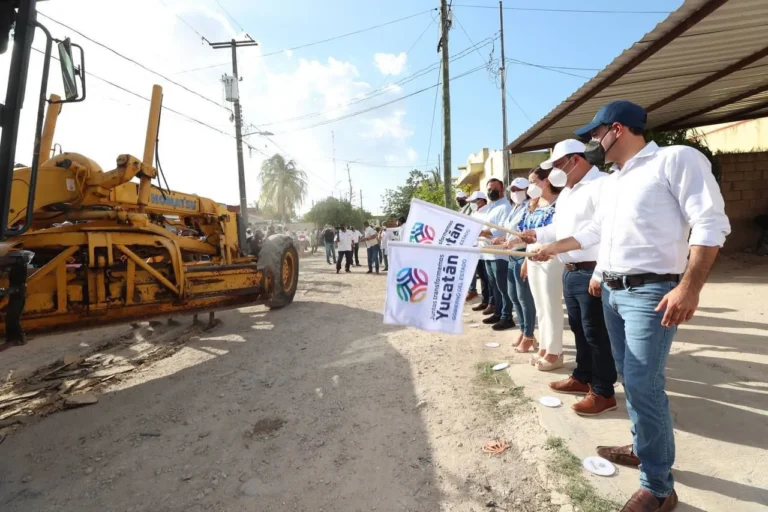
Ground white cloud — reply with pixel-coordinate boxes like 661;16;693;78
374;52;407;76
4;0;418;216
407;148;418;162
363;110;413;140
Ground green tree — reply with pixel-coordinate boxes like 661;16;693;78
304;197;372;229
381;169;456;218
258;154;308;223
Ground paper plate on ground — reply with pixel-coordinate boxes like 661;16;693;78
485;342;500;348
582;456;616;476
491;362;509;371
469;324;480;328
538;396;562;408
463;313;471;317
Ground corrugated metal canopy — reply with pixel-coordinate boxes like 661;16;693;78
508;0;768;153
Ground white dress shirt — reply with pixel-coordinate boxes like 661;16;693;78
482;197;513;261
351;230;362;244
380;229;390;250
573;142;731;276
363;226;379;247
336;230;354;252
536;166;607;267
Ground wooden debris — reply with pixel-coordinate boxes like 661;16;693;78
64;393;99;408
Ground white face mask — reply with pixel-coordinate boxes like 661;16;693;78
469;202;478;211
527;183;543;199
548;168;567;188
510;191;527;205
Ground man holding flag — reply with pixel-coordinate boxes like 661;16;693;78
478;179;514;331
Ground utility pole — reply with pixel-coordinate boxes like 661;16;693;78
210;36;258;241
346;163;354;204
499;1;509;182
439;0;453;209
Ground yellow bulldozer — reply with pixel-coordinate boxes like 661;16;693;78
0;1;299;349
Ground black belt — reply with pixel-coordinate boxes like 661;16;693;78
603;272;680;290
565;261;597;272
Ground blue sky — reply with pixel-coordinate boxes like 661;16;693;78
4;0;683;216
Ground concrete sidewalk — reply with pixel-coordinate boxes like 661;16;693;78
497;255;768;511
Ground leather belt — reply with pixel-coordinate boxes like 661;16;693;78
603;272;680;290
564;261;597;272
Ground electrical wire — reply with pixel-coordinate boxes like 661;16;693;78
424;62;441;172
505;58;592;79
38;12;231;113
174;8;439;73
214;0;246;34
158;0;210;43
256;36;499;128
274;63;490;135
452;4;673;14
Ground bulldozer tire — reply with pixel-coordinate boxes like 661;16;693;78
259;234;299;309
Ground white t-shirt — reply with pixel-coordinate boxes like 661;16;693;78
351;230;362;244
364;226;379;247
380;229;390;250
336;230;354;252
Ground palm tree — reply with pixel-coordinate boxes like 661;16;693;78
258;154;308;223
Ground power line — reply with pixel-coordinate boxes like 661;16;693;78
30;47;266;157
506;89;533;125
257;36;499;127
275;63;490;135
452;4;673;14
175;8;439;74
425;63;441;172
214;0;247;34
38;12;231;113
505;58;592;79
158;0;210;43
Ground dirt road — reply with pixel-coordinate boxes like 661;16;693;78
0;254;554;512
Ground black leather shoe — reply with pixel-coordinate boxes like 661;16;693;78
492;318;515;331
472;302;489;312
482;315;501;325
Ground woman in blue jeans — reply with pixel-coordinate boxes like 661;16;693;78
492;178;537;348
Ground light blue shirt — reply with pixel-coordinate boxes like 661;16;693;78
482;197;513;261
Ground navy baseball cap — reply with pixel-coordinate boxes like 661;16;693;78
574;100;647;138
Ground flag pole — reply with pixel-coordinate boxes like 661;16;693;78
480;247;535;258
387;242;535;258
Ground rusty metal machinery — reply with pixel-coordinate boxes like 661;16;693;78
0;17;299;347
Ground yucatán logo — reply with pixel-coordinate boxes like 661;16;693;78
409;222;436;244
396;267;429;303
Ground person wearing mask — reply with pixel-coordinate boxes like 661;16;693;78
493;178;537;345
456;190;471;215
323;225;336;265
363;221;380;274
535;100;730;511
467;191;490;305
522;139;617;416
351;227;363;267
516;167;563;368
478;179;514;330
335;224;354;274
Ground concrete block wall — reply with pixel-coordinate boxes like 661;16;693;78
717;151;768;252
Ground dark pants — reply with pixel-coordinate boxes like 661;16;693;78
382;249;389;269
367;245;380;272
336;250;352;271
563;269;616;397
485;259;512;320
353;243;360;266
471;261;490;304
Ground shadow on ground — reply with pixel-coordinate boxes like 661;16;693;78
0;297;440;511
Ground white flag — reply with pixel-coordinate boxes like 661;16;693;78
384;242;480;334
402;198;485;247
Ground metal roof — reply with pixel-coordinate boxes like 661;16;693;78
508;0;768;153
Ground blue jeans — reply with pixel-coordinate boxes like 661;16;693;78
507;257;536;337
367;245;380;272
564;269;616;397
485;259;512;320
602;281;678;498
325;242;336;264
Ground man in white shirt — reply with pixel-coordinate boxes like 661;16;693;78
536;101;731;511
523;139;617;417
351;227;362;267
335;224;354;274
362;221;380;274
478;179;514;330
456;190;471;215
